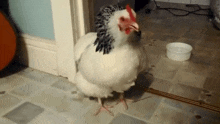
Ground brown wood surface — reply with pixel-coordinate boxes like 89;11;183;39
138;85;220;113
0;11;16;71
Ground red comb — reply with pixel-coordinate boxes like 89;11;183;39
126;4;136;22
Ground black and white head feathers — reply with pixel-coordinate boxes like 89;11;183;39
94;5;124;54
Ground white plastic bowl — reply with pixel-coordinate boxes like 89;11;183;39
166;42;193;61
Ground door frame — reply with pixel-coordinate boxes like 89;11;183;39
50;0;90;81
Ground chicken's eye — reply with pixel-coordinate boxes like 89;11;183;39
120;17;125;21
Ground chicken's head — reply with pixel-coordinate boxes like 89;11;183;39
94;4;140;54
117;5;139;35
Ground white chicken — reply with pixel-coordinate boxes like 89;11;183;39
73;4;148;116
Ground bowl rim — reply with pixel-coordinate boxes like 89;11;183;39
166;42;193;53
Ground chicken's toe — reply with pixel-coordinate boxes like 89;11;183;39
94;105;114;116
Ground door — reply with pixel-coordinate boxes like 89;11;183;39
50;0;86;81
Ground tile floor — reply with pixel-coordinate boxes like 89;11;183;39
139;2;220;110
1;2;220;124
0;64;220;124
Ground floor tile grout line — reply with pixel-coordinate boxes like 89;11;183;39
0;117;17;124
1;94;73;123
2;74;81;117
7;83;48;100
7;73;75;99
0;78;75;120
121;110;156;124
15;71;77;94
117;96;166;123
0;99;27;117
20;85;91;123
26;104;74;124
0;75;31;93
160;98;196;116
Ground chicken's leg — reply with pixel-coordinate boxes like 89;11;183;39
116;93;150;110
94;98;114;116
116;93;132;110
116;93;149;110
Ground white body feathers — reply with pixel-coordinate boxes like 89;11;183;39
74;32;140;98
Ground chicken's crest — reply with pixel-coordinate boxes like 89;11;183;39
94;5;124;54
126;4;136;22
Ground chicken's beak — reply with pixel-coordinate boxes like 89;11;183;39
129;22;139;32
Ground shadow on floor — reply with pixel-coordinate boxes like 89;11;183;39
88;71;154;104
124;72;154;100
0;62;27;78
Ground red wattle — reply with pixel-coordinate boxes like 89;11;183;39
125;28;130;34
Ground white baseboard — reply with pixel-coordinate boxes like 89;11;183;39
16;34;58;75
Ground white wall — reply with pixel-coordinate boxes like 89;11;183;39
9;0;55;40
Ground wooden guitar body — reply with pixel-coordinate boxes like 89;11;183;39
0;11;16;71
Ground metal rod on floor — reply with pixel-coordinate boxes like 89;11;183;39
137;85;220;113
